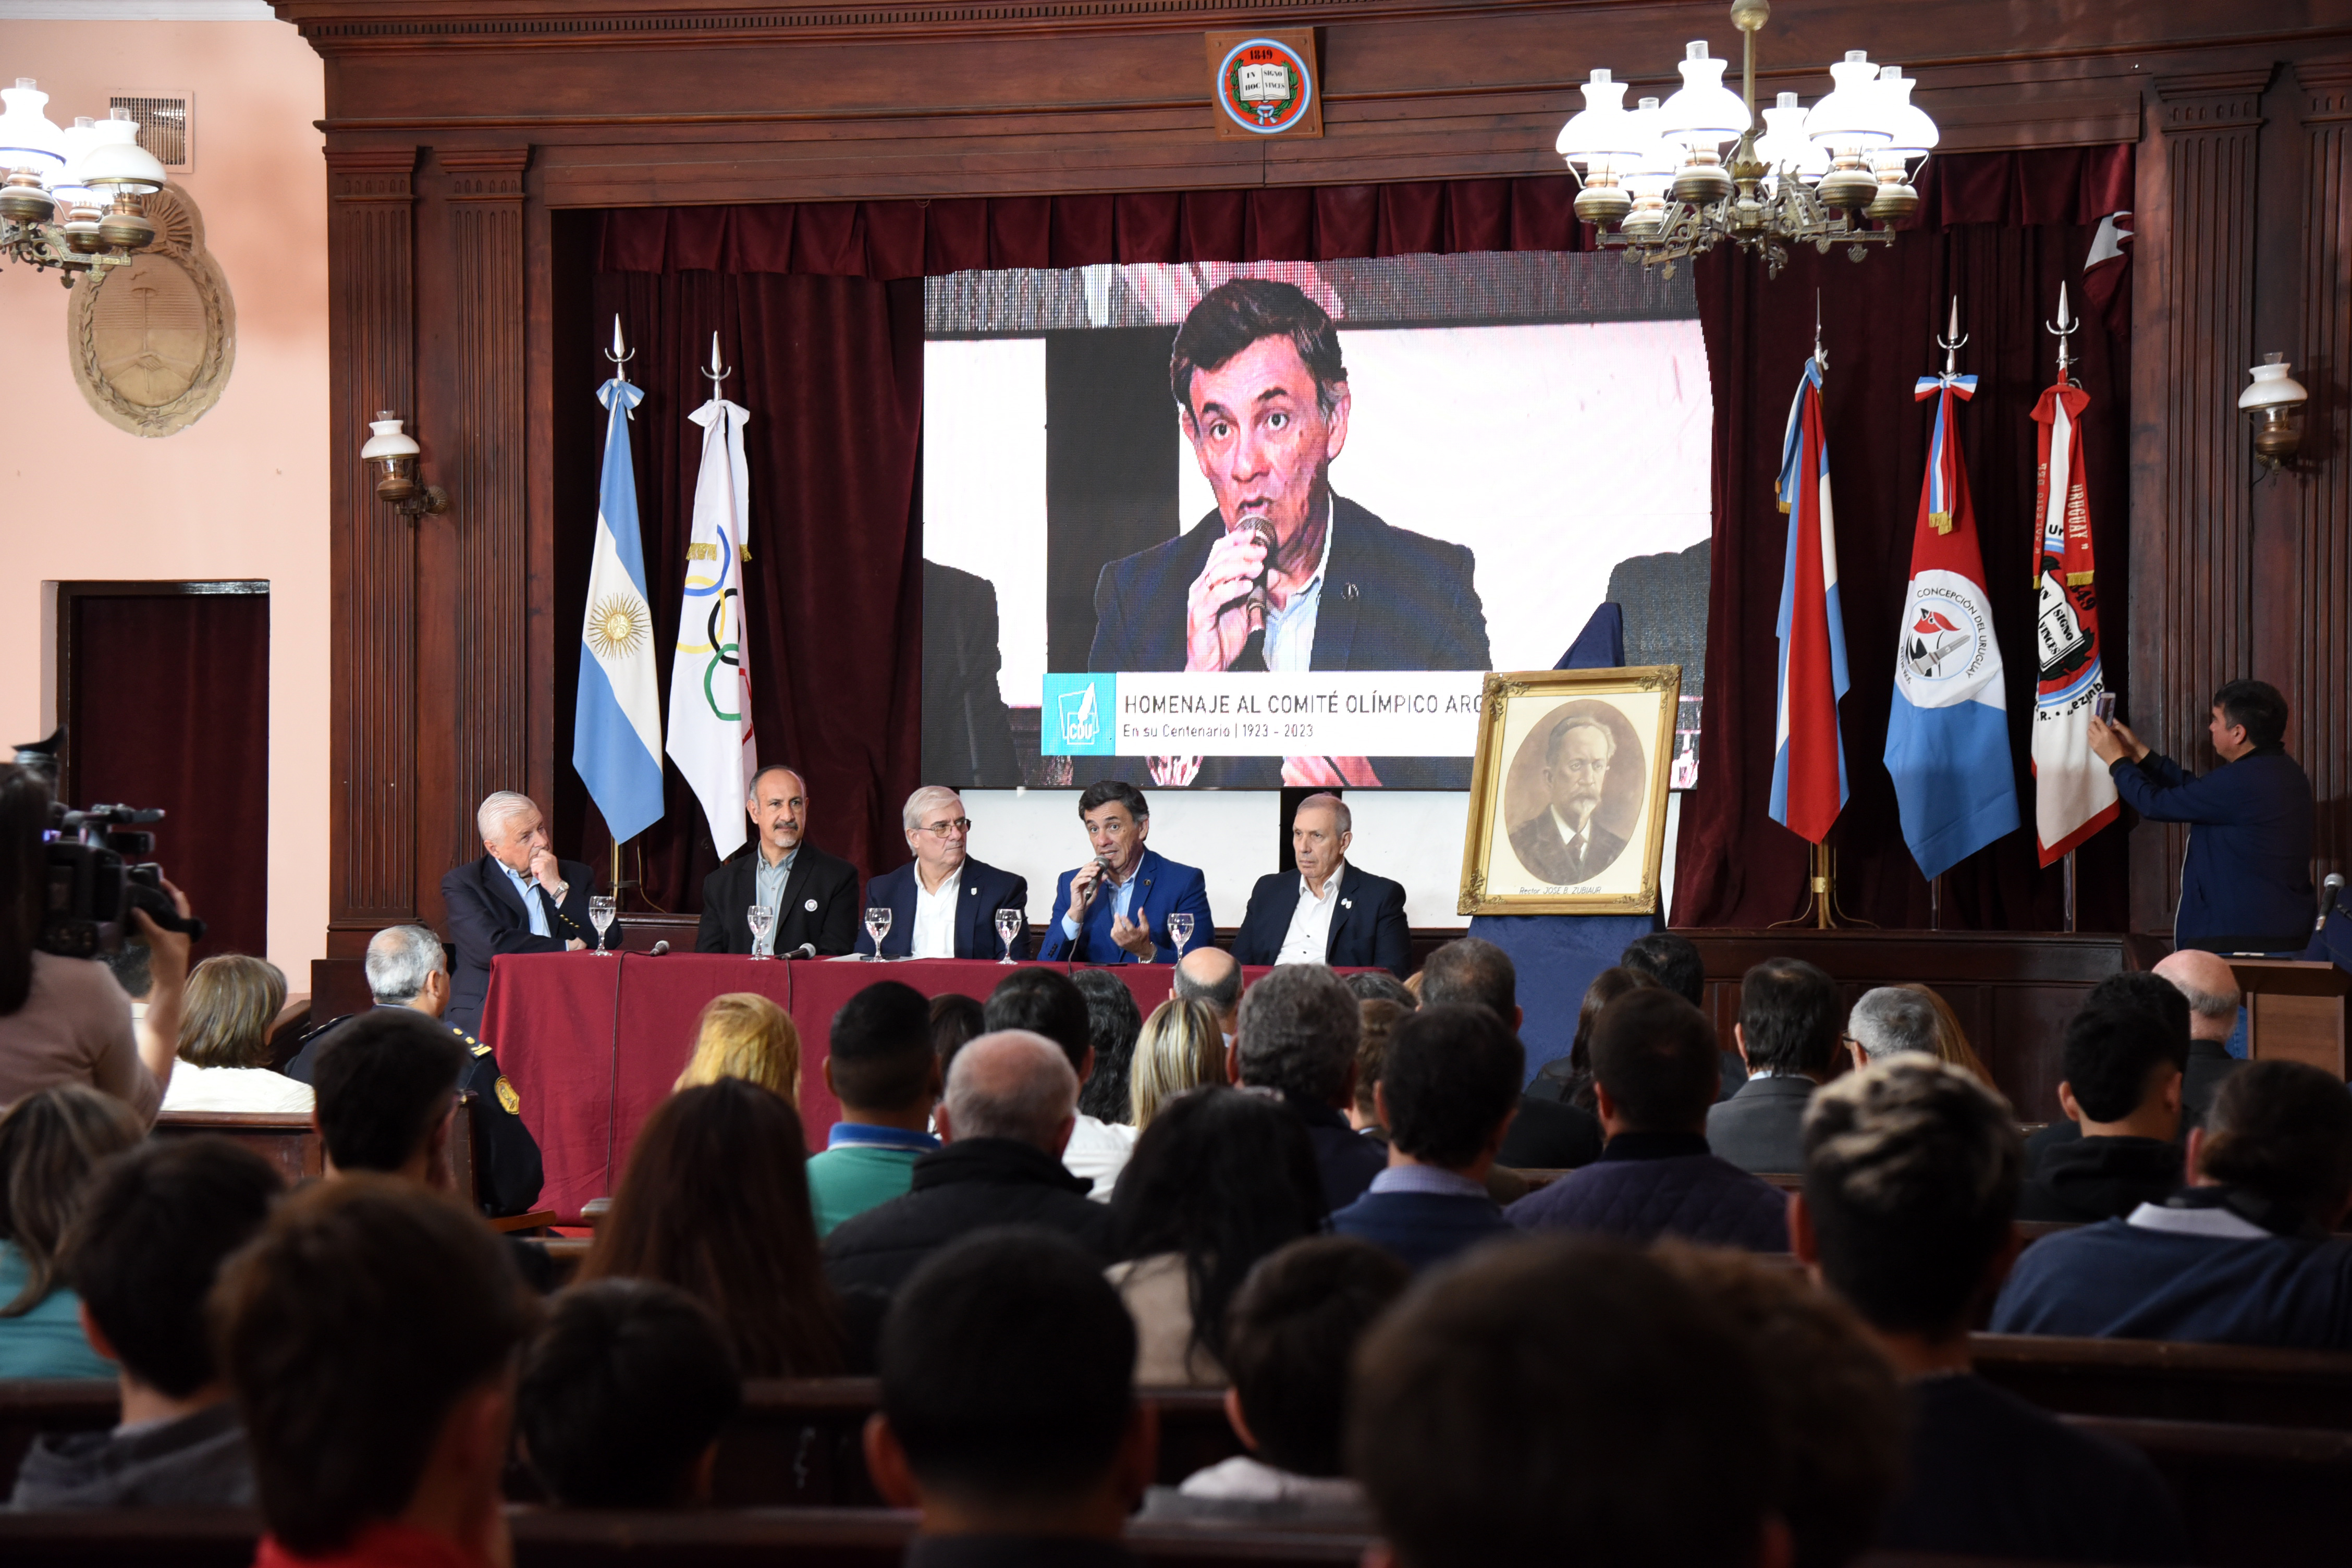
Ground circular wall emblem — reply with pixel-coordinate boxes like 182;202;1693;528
1216;38;1314;136
1895;569;2001;710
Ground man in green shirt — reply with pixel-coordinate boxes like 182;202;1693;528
806;981;944;1237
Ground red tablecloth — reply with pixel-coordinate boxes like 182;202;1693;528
480;954;1248;1222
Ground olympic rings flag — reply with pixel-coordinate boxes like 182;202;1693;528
666;335;757;859
571;330;666;846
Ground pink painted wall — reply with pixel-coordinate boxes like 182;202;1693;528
0;20;326;978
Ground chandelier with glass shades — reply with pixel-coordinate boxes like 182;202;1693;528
0;79;168;286
1555;0;1938;276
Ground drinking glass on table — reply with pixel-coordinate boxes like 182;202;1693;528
994;907;1024;964
746;902;775;959
588;895;617;953
1167;911;1195;961
864;906;893;959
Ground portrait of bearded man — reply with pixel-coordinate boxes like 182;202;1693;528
1509;713;1632;886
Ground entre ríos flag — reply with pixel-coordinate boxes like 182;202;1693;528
1769;354;1850;844
666;333;758;860
2028;338;2118;865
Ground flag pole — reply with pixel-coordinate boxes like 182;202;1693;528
604;315;639;913
2049;286;2079;933
1927;294;1964;940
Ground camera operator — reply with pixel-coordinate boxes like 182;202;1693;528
0;766;192;1122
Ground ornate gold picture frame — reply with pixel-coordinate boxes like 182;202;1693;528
1457;665;1682;915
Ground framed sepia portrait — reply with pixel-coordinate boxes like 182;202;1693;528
1457;665;1682;915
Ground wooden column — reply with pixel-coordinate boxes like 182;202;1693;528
2293;62;2352;887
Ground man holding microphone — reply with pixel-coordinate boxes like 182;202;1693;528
1039;782;1212;965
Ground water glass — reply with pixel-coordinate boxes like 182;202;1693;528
588;895;617;954
746;902;775;959
995;907;1023;964
864;906;893;960
1167;911;1195;960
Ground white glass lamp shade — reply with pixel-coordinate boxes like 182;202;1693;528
1619;97;1675;174
1659;41;1752;149
1807;52;1892;150
2238;356;2309;411
78;112;165;195
1875;68;1940;158
360;415;422;462
49;116;103;207
1557;69;1639;166
0;79;65;175
1753;92;1827;189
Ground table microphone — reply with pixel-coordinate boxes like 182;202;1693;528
2321;874;2346;932
647;940;669;956
787;942;817;959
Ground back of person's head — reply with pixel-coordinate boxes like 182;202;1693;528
1846;986;1941;1063
1353;997;1411;1123
1570;965;1659;1074
1379;1005;1523;1169
674;992;801;1105
1589;989;1720;1134
2197;1060;2352;1230
2152;949;2241;1033
1653;1244;1905;1568
879;1230;1137;1509
2061;1000;2187;1123
828;980;936;1114
1620;933;1705;1006
1111;1086;1327;1367
929;991;987;1077
1223;1238;1409;1478
0;763;51;1016
310;1009;468;1175
517;1279;742;1508
1234;963;1360;1104
1344;971;1414;1008
1351;1236;1776;1568
62;1137;281;1395
1072;968;1143;1125
984;966;1092;1075
1173;947;1243;1020
1129;997;1226;1129
0;1084;144;1315
1802;1057;2019;1338
363;924;445;1005
1739;958;1844;1076
583;1077;839;1377
2085;971;2192;1059
178;955;288;1070
1417;937;1515;1019
214;1177;533;1555
2213;677;2289;749
942;1030;1079;1148
1892;983;1991;1083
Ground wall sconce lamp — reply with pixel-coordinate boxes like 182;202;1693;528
2238;353;2309;474
360;412;448;518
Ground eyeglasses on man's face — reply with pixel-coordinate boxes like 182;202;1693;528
920;818;972;837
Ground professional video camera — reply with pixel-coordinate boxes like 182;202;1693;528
12;732;206;958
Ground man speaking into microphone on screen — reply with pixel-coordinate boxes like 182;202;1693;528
1086;278;1491;789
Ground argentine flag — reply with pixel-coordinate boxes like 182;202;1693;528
571;324;665;844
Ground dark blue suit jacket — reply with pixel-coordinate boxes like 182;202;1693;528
2110;748;2315;950
1037;847;1211;966
1331;1190;1514;1271
1084;497;1491;789
1228;864;1411;976
440;855;607;1039
853;856;1032;960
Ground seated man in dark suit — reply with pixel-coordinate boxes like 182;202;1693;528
1509;988;1787;1252
1795;1057;2189;1564
1708;957;1842;1174
1038;781;1211;966
1508;715;1631;886
1419;937;1602;1171
1085;277;1490;790
853;786;1030;960
1993;1060;2352;1349
695;764;861;957
1333;1005;1520;1270
1229;963;1386;1209
2152;948;2245;1129
440;791;609;1037
1230;793;1411;977
2016;999;2186;1225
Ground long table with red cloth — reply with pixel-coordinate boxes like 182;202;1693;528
481;953;1276;1223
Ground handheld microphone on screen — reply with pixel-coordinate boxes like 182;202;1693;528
1238;517;1278;619
647;940;669;956
2321;874;2346;933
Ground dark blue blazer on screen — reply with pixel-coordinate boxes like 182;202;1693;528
1228;863;1411;976
852;856;1032;960
2110;747;2315;950
1037;847;1211;966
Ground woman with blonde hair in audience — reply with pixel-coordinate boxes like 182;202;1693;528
1129;997;1226;1130
0;1084;143;1378
673;991;800;1106
582;1076;843;1377
161;955;312;1113
1896;983;1994;1086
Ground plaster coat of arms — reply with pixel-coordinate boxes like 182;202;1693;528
70;183;235;438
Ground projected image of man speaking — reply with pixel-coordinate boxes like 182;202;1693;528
1085;278;1492;789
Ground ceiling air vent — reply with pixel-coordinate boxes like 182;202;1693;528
107;92;193;174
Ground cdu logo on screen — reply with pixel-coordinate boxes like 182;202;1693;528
1044;673;1116;756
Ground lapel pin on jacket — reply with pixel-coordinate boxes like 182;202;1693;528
1342;898;1353;909
804;898;818;911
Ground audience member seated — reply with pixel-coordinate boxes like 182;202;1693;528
582;1077;842;1376
672;991;801;1105
825;1031;1112;1295
2150;948;2244;1129
928;992;985;1075
1655;1244;1906;1568
1229;964;1386;1208
1842;986;1939;1072
1794;1057;2188;1564
1419;938;1602;1171
805;981;941;1238
1343;971;1414;1008
1894;983;1994;1084
1526;964;1656;1110
215;1177;533;1568
1333;1005;1521;1269
1508;990;1788;1252
1710;957;1843;1174
514;1279;741;1509
1141;1236;1405;1526
1173;946;1242;1047
984;967;1134;1200
0;1085;143;1378
864;1231;1154;1559
1072;967;1143;1131
1346;998;1406;1133
2025;971;2194;1173
1621;930;1747;1101
1128;998;1225;1130
9;1137;281;1508
2016;999;2186;1224
1108;1087;1326;1385
1350;1235;1780;1568
159;956;312;1113
310;1009;469;1192
1992;1059;2352;1349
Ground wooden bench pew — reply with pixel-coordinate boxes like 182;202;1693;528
1975;1333;2352;1430
2066;1414;2352;1567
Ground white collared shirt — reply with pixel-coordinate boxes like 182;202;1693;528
1277;863;1344;964
1261;509;1336;672
911;863;962;959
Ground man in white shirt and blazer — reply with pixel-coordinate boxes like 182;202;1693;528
1229;794;1411;977
854;786;1032;960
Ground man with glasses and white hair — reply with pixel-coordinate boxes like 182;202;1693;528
854;787;1031;960
442;792;608;1038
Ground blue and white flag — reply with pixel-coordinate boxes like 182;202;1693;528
571;324;665;844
